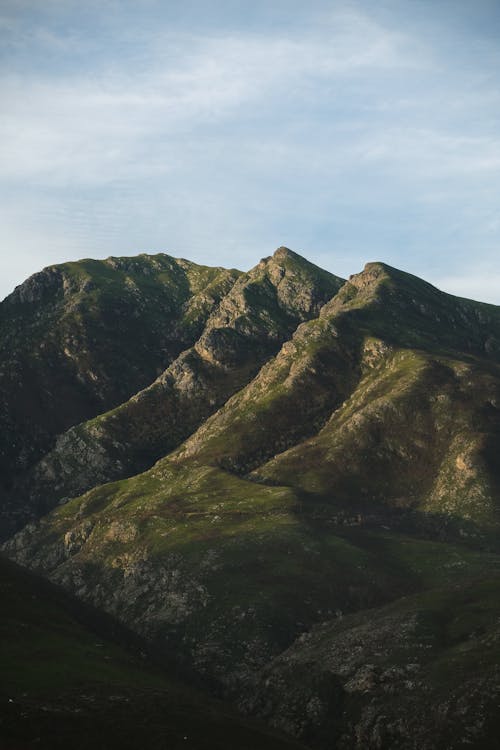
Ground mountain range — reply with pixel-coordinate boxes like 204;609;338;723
2;246;500;749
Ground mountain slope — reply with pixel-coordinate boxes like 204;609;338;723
7;247;343;530
171;262;500;526
249;572;500;749
4;252;500;749
0;253;240;497
0;553;306;750
6;466;500;749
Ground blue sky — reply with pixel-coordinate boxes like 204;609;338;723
1;0;500;302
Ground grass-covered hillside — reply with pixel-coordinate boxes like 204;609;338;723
3;249;500;748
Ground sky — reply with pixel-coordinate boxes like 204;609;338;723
1;0;500;303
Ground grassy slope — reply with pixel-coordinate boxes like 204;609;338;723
171;262;500;527
254;347;500;526
0;554;306;750
0;253;239;490
7;455;500;698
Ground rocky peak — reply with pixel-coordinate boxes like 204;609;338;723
320;260;500;362
202;248;343;336
272;245;297;261
255;245;294;265
4;266;64;306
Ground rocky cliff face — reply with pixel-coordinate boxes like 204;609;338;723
3;248;500;749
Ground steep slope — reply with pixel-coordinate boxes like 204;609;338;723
253;348;500;526
0;253;239;495
0;553;306;750
10;247;343;529
5;256;500;749
6;462;500;750
170;262;500;526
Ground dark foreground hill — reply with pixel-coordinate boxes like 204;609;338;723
0;553;306;750
3;248;500;749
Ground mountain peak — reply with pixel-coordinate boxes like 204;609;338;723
272;245;295;260
257;246;301;268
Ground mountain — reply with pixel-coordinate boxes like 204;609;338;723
0;254;241;530
3;248;500;749
0;247;343;535
175;261;500;524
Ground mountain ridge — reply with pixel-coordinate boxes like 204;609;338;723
3;247;500;749
1;247;344;534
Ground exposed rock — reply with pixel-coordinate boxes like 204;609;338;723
3;249;500;750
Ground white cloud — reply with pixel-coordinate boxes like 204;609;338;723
0;12;427;186
2;14;495;194
1;2;500;306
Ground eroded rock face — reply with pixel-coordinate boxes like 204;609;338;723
6;267;65;305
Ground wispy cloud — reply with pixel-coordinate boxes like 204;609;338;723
1;1;500;302
0;14;427;185
355;129;500;178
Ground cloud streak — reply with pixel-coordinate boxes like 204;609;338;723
1;1;500;302
0;14;427;183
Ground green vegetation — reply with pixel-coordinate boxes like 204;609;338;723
0;253;240;513
2;247;344;534
3;248;500;748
